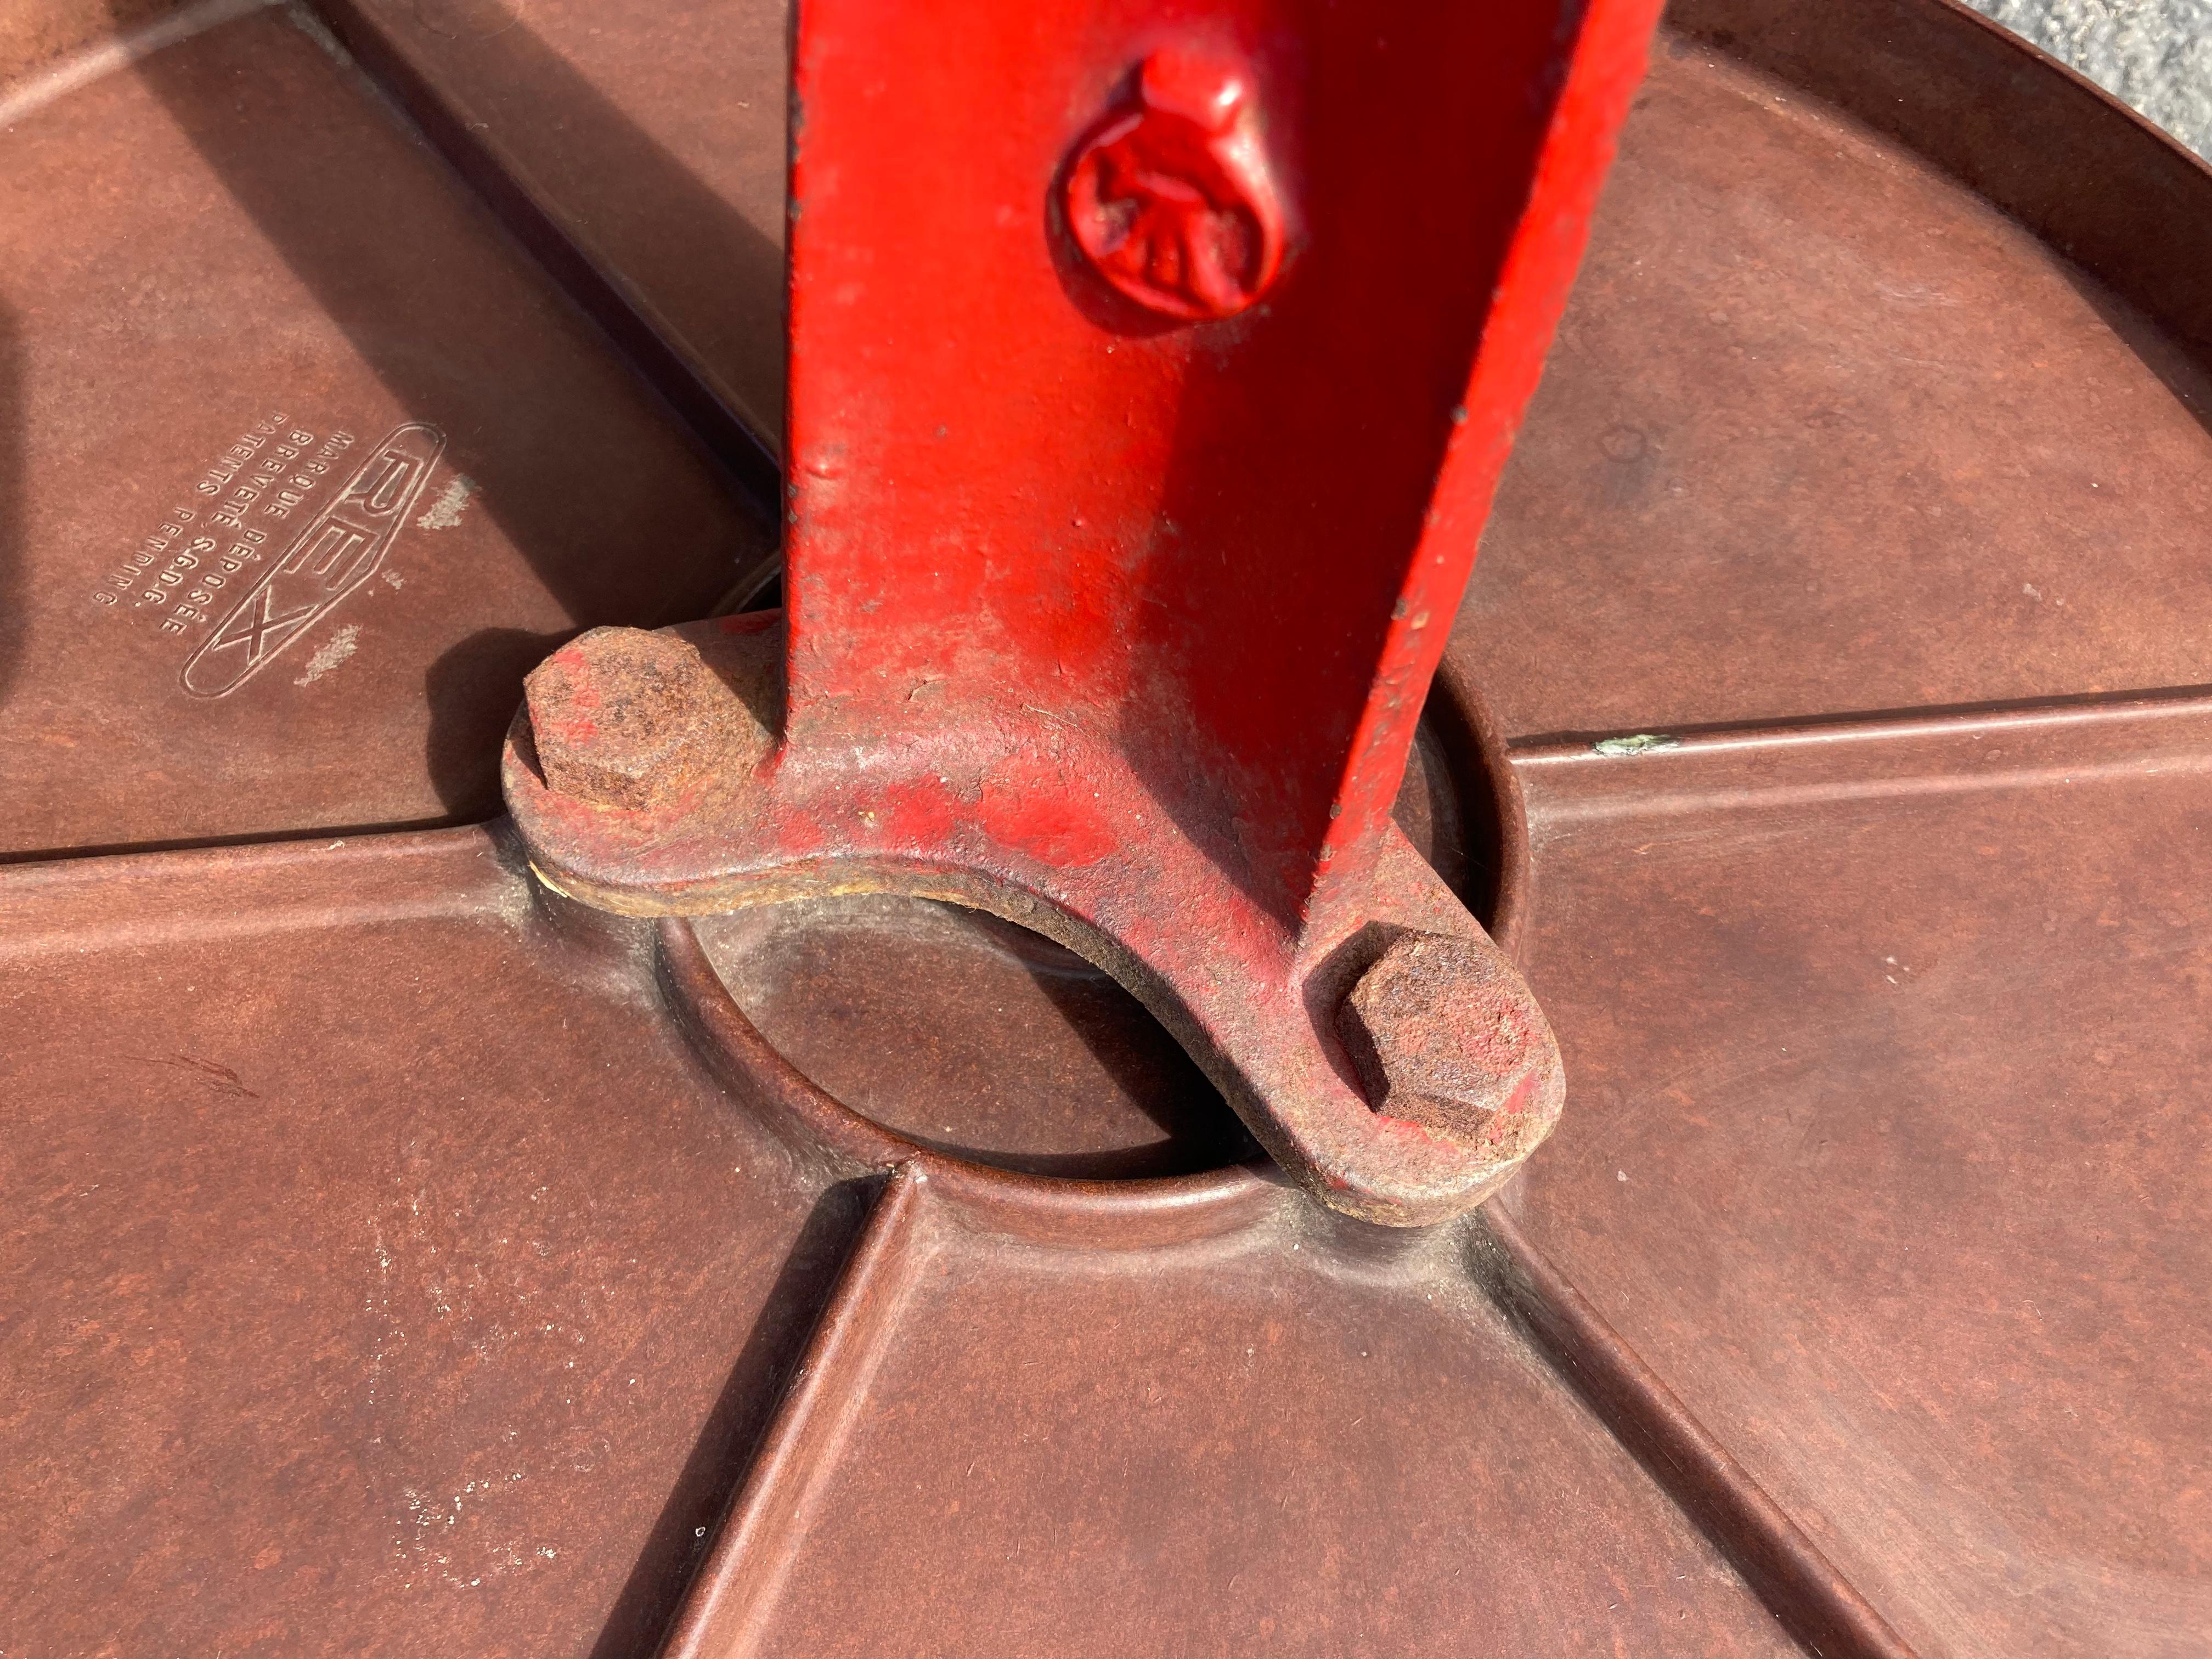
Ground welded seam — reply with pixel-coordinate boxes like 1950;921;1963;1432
1509;687;2212;826
658;1165;928;1659
1510;683;2212;768
1472;1204;1923;1659
0;0;278;125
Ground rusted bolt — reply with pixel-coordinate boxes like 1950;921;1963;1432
1336;930;1565;1144
523;626;732;811
1062;47;1288;323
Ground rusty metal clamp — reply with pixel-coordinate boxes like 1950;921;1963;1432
506;0;1662;1224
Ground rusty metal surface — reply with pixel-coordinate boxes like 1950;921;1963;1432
5;0;2212;1655
676;686;1514;1184
0;2;769;860
505;618;1560;1225
0;0;189;86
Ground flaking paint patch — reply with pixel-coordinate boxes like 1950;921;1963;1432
294;623;362;686
417;473;478;531
1593;732;1681;757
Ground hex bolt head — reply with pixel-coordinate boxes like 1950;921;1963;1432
523;627;731;811
1336;930;1565;1143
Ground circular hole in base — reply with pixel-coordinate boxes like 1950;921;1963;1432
694;896;1259;1180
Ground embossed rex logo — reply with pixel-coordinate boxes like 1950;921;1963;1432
181;422;447;699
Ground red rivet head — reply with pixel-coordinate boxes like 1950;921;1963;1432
1062;49;1288;324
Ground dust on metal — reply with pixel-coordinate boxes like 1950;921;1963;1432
1337;929;1565;1141
524;625;748;811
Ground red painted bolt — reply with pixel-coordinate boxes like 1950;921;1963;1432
523;627;736;811
1336;930;1565;1143
1063;48;1288;323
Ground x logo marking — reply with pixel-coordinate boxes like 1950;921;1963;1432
225;585;317;664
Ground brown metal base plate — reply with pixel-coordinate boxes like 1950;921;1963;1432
0;2;771;860
3;1;2208;1655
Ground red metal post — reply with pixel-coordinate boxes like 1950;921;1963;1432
507;0;1663;1223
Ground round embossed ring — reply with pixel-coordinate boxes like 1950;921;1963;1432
1062;48;1289;323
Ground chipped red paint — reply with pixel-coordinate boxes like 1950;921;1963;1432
506;0;1663;1223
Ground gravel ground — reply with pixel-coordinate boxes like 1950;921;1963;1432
1966;0;2212;156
